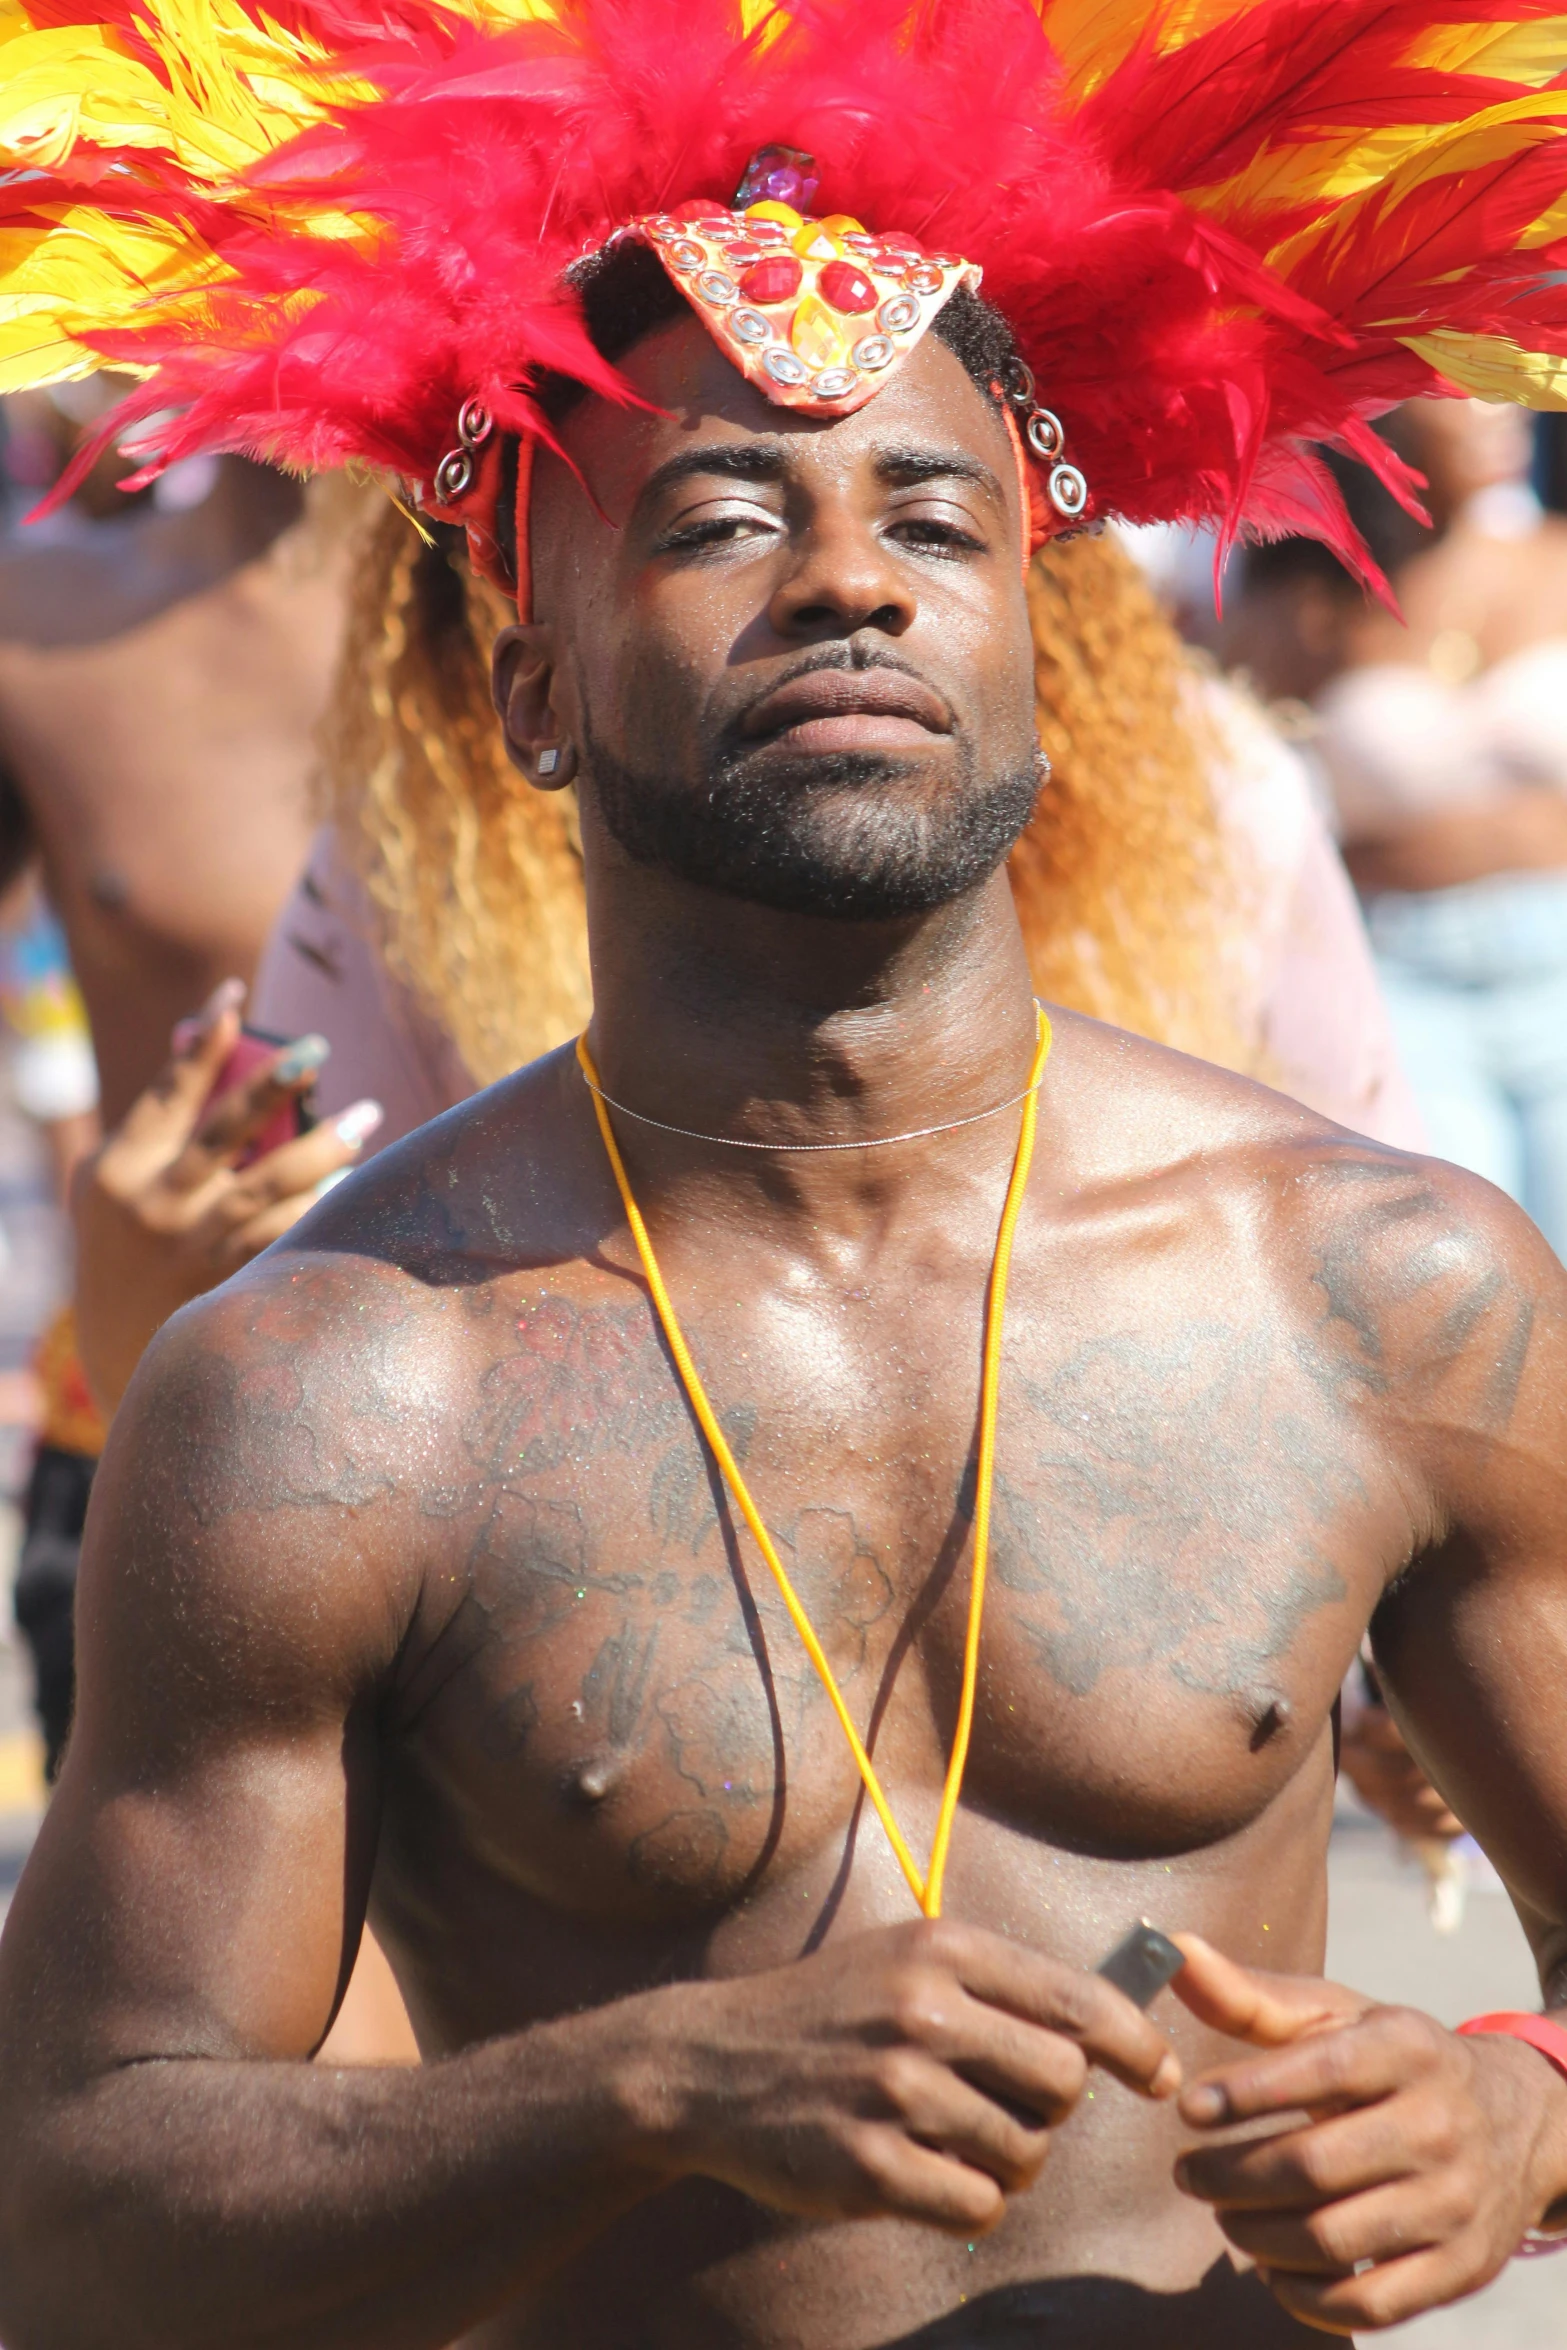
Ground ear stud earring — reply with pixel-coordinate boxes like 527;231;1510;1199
537;748;560;776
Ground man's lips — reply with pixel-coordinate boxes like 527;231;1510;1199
738;667;952;753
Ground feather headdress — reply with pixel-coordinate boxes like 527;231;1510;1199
5;0;1567;593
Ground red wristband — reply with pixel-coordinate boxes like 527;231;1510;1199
1457;2011;1567;2080
1457;2013;1567;2256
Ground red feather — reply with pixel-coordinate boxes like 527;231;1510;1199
14;0;1567;570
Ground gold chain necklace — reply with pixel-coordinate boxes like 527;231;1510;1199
576;1005;1051;1917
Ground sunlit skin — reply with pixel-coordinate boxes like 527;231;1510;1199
0;458;329;1124
3;321;1567;2350
1225;396;1567;893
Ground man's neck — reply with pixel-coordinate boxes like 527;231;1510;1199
580;841;1041;1206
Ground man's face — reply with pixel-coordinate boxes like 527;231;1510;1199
509;315;1040;920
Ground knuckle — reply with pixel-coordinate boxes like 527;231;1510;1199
872;2047;928;2115
1383;2007;1443;2070
841;2125;904;2214
1043;2037;1088;2105
1003;2123;1050;2186
844;2119;892;2184
1302;2206;1353;2268
1430;2169;1481;2237
888;1971;948;2045
1293;2134;1337;2197
1346;2276;1400;2331
1040;1970;1094;2038
1309;2029;1364;2098
903;1917;963;1972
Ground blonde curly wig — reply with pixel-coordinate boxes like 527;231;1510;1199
1014;529;1254;1071
322;503;1255;1086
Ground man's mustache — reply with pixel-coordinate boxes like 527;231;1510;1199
719;644;955;755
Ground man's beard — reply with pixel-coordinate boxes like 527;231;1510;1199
583;725;1042;921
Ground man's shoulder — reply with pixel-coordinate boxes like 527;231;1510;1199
117;1044;612;1498
1043;1002;1369;1187
285;1042;606;1284
1048;1005;1564;1362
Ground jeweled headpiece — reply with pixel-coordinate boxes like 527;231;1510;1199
5;0;1567;609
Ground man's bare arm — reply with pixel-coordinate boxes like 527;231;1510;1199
0;1249;1178;2350
1178;1153;1567;2334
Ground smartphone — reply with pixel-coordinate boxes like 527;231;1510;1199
1095;1922;1185;2009
204;1023;318;1166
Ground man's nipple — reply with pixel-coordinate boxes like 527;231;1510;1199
567;1751;624;1805
1248;1692;1293;1752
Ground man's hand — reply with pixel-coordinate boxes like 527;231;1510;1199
1170;1934;1567;2335
73;977;382;1414
636;1917;1182;2235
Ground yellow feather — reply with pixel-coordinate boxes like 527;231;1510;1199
439;0;566;24
1185;122;1457;219
0;30;175;173
1402;19;1567;86
1261;90;1567;283
0;205;223;389
1402;326;1567;407
1040;0;1256;99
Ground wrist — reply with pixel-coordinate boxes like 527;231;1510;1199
1457;2012;1567;2240
593;1978;726;2183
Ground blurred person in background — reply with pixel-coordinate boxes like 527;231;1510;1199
0;387;414;2057
0;882;99;1205
0;881;100;1782
1228;395;1567;1260
0;386;354;1782
1224;396;1567;1889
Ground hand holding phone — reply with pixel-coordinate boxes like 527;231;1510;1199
201;1023;324;1167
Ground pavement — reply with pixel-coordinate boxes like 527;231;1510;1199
0;1077;1561;2343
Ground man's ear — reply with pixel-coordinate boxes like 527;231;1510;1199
492;621;577;791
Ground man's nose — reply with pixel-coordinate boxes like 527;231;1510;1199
765;502;915;639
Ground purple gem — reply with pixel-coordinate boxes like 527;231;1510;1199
734;144;819;213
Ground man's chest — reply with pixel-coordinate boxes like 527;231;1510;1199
391;1275;1399;1925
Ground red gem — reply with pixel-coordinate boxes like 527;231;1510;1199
739;254;803;305
674;198;726;223
878;234;921;256
818;259;877;316
721;241;765;266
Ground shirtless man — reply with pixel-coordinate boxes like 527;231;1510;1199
0;433;330;1124
3;256;1567;2350
0;413;369;1783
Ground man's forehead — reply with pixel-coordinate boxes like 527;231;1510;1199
553;313;1013;507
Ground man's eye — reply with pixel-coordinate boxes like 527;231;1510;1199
661;507;779;552
888;510;986;554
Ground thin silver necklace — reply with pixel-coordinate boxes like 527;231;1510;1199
578;1004;1049;1154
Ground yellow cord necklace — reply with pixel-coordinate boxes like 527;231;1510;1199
576;1005;1051;1918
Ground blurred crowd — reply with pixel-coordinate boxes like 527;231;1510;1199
1;380;1563;2044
